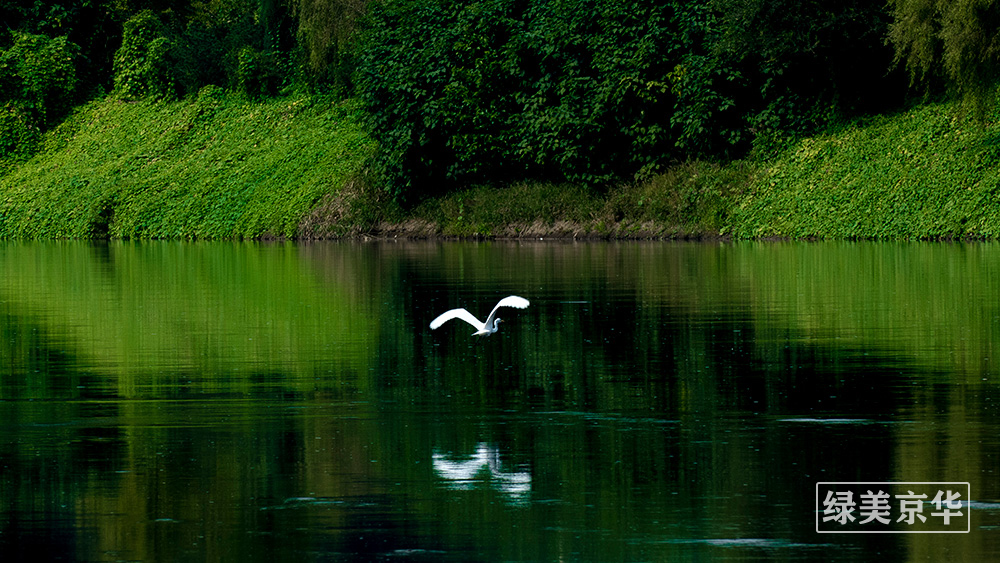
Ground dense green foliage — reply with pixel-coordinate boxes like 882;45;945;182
111;3;296;100
6;83;1000;240
0;92;373;239
113;11;176;100
888;0;1000;111
0;32;80;160
716;0;902;152
354;0;905;200
0;0;120;90
356;0;681;197
0;0;366;158
2;0;1000;239
291;0;370;93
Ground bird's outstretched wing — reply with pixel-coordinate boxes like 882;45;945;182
483;295;530;328
430;308;484;330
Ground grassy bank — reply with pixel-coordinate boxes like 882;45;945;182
0;88;373;239
3;91;1000;240
392;162;750;239
732;100;1000;239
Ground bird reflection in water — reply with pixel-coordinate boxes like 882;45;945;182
432;443;532;502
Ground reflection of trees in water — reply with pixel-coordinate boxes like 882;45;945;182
432;443;531;503
4;242;1000;560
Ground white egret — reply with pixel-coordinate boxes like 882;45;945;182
429;295;529;336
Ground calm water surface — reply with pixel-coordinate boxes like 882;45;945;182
1;240;999;561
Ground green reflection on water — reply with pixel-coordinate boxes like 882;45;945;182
0;240;997;562
0;241;377;397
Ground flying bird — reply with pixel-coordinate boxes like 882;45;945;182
429;295;530;336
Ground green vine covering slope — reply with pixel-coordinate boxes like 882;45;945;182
0;87;373;239
732;101;1000;239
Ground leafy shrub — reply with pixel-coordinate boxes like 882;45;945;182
888;0;1000;115
0;0;119;100
605;160;749;232
167;19;230;95
0;31;79;162
235;46;286;97
290;0;370;93
0;32;80;123
356;0;905;201
508;0;682;181
112;11;177;100
0;102;41;162
111;3;301;100
356;0;689;201
716;0;903;149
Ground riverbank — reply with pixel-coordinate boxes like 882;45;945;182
1;91;998;240
302;161;750;240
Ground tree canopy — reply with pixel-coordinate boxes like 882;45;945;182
888;0;1000;112
354;0;905;198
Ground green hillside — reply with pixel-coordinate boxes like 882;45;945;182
0;89;372;239
733;101;1000;239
